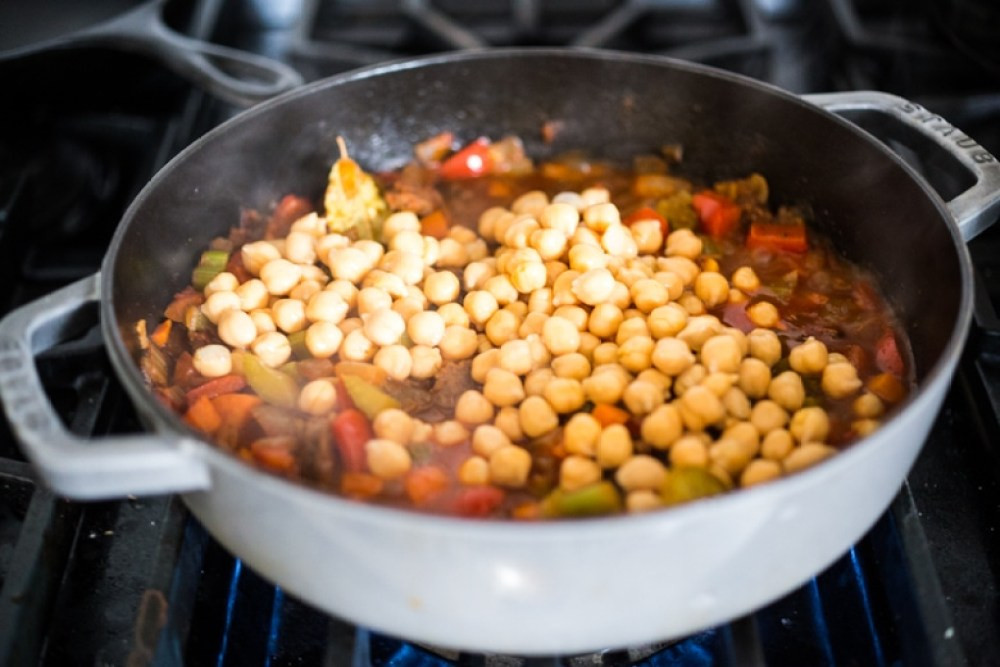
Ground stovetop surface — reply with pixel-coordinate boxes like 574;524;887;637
1;1;1000;665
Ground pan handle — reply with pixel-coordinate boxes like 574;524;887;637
803;91;1000;241
81;0;303;107
0;274;211;500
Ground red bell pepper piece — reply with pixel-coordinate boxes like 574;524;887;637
875;331;905;376
453;486;506;518
185;374;247;405
623;206;669;237
746;221;808;253
692;190;742;239
439;138;493;180
331;409;373;472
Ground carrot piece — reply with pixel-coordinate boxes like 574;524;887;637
453;486;505;518
623;206;669;237
404;466;450;506
511;502;543;521
250;436;298;473
185;374;247;405
591;403;630;427
420;209;451;239
868;372;906;404
150;320;172;348
746;221;808;253
183;395;222;434
331;409;373;472
341;472;384;499
210;393;262;429
334;361;388;386
692;190;742;239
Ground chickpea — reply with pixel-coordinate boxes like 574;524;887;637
789;337;828;375
217;309;257;349
622;380;662;416
485;274;520;306
373;344;412;381
400;310;441;348
204;271;239;297
572;268;616;306
853;392;885;419
302;321;342;359
406;345;440;380
498;339;534;376
457;457;490;486
241;241;281;276
581;303;620;340
637;403;682;450
578;332;601;361
455;389;495;425
701;371;736;398
379;250;424;286
494;405;524;442
419;270;458;306
597;424;633;469
437;238;469;268
657;256;699;286
679;385;726;431
268;299;305;334
722;387;752;420
521;369;552;399
192;344;232;378
729;266;760;293
540;202;580;236
822;362;863;399
550;353;591;381
382;211;421;241
676;315;723;352
325;279;358;308
359;307;403;347
316;234;350;264
462;261;494;292
560;456;603;492
747;300;780;328
528;228;568;262
582;367;628;404
251;331;292;368
626;490;664;513
353;240;384;268
512;190;549;216
693;272;729;308
652;337;695;376
339;317;363;336
231;279;267;313
673;363;707;396
664;228;702;259
439;325;478;360
551;269;581;307
325;247;370;283
465;425;509;460
783;443;837;474
489;445;533;488
741;459;782;487
283;230;317;265
853;419;881;437
366;439;412;480
202;290;241;324
700;334;743;374
514;311;545;338
653;271;685;301
608;279;632;311
527;315;579;358
543;377;586;414
436;302;469;329
293;378;336;416
708;437;755;476
592;342;619;366
363;271;407;300
305;290;348;324
669;434;710;468
580;186;610;208
616;455;668;491
630;219;663;255
372;408;414;445
628;278;668;314
735;357;769;399
477;207;509;242
434;420;470;447
788;406;830;444
677;293;705;316
618;335;654;373
644;304;686;341
518;395;559;438
767;371;806;412
602;224;638;258
759;428;794;461
340;328;376;362
615;317;650;345
748;328;782;366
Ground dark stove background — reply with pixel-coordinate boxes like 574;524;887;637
1;1;999;665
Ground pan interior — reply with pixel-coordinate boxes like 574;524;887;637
107;51;965;391
0;0;140;53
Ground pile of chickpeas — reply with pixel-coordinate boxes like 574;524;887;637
188;182;891;514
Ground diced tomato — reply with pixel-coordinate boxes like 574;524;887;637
623;206;669;237
331;409;372;472
341;472;383;499
691;190;742;239
185;374;247;405
250;436;298;473
420;209;451;239
183;395;222;434
875;331;905;376
404;466;450;506
453;486;506;518
746;221;808;253
439;138;493;180
266;194;313;239
591;403;630;427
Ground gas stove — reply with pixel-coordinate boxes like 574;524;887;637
1;1;999;665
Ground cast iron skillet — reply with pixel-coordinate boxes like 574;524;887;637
0;0;302;106
1;49;999;654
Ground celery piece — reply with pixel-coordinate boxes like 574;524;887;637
191;249;230;291
340;373;400;420
243;353;300;409
541;481;622;518
287;330;310;359
660;467;727;506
